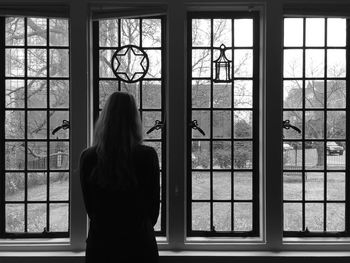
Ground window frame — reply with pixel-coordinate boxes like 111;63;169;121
186;11;260;238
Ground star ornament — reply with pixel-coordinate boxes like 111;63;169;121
111;45;149;83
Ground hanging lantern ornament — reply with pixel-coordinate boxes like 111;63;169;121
213;44;232;83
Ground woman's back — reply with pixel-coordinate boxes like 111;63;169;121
80;144;160;262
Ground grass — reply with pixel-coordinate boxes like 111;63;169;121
6;179;69;233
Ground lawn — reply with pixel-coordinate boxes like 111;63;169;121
6;179;69;233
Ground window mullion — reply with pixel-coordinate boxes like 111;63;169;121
265;0;283;250
0;17;5;238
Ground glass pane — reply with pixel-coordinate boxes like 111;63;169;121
6;204;25;232
142;19;161;47
327;49;346;78
120;82;140;108
192;80;211;108
284;80;302;109
5;110;25;139
5;173;25;201
305;203;324;231
50;49;69;77
146;49;161;78
192;202;210;231
192;19;211;47
192;141;210;169
192;111;210;138
284;18;303;47
213;111;231;138
234;141;252;169
192;172;210;200
49;19;69;46
213;141;231;169
121;19;140;46
6;17;25;46
99;80;117;109
284;203;302;231
28;172;47;201
214;19;232;47
305;18;325;47
234;49;253;77
28;111;47;139
283;111;302;139
6;79;25;108
5;142;25;170
305;172;324;200
27;203;46;232
142;111;161;139
5;48;25;77
283;172;302;200
50;111;69;139
192;49;211;78
305;80;324;108
305;141;324;170
283;141;302;170
99;49;115;78
327;111;346;139
28;79;47;108
50;172;69;201
327;80;346;108
327;141;345;170
234;111;252;139
234;80;252;108
234;19;252;47
305;111;324;139
154;203;161;231
327;18;346;47
234;202;252;231
99;19;118;47
234;172;252;200
213;172;231;200
27;142;47;170
213;203;231;231
305;49;324;78
50;80;69;108
50;203;69;231
142;81;161;109
326;203;345;231
27;49;47;77
213;83;231;108
50;142;69;170
327;173;345;200
27;18;47;46
283;49;302;78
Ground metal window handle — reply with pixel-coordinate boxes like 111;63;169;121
52;120;70;135
190;120;206;136
283;120;301;134
146;120;164;134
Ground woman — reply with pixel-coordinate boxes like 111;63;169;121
79;92;160;262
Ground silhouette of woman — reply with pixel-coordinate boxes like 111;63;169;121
79;92;160;262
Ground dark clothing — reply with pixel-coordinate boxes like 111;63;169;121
79;145;160;263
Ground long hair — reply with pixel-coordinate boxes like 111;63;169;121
92;92;143;189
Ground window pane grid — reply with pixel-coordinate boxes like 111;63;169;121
283;17;348;236
1;17;70;238
94;17;166;235
188;13;259;237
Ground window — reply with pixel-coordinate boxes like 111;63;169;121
92;16;166;235
188;12;259;237
283;17;349;237
0;16;70;238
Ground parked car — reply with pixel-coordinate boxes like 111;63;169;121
283;143;293;151
326;142;344;155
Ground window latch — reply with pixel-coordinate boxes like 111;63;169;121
146;120;164;134
52;120;70;135
190;120;206;136
283;120;301;134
